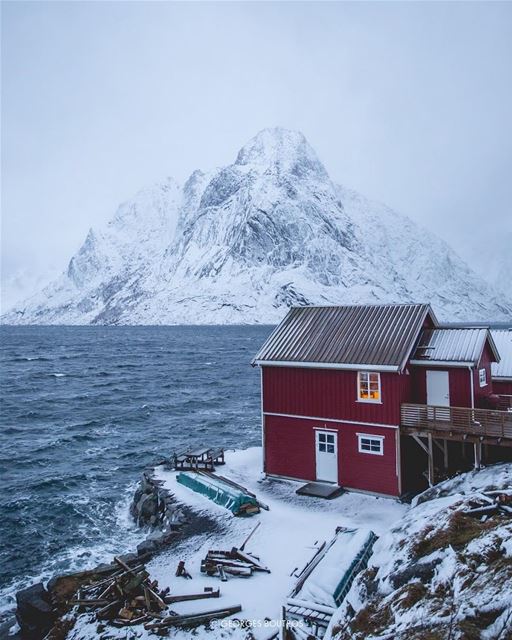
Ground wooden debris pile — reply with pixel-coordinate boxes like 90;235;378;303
463;489;512;519
68;555;242;633
201;523;270;580
70;556;167;628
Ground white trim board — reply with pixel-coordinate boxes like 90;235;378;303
410;360;474;368
255;361;400;372
264;411;399;430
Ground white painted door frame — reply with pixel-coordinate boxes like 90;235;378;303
426;370;451;420
315;430;338;483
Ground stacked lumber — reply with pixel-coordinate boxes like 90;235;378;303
69;556;167;627
68;555;241;632
201;547;270;579
463;489;512;518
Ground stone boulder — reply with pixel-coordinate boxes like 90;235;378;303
15;583;56;639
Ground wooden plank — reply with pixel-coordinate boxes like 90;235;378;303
164;589;220;604
144;605;242;629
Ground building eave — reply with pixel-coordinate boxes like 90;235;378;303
409;359;475;368
253;360;400;372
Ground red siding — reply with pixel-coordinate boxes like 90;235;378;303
262;366;410;425
494;380;512;396
474;343;494;406
409;366;472;407
264;414;399;496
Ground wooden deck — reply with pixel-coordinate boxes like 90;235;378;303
401;403;512;446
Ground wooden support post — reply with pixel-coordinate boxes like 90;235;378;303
462;441;466;460
427;433;435;487
474;441;482;470
443;440;449;470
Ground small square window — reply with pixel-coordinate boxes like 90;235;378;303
357;434;384;455
358;372;381;403
318;443;326;452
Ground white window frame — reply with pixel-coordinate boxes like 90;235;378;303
479;368;487;387
357;433;384;456
357;371;382;404
316;430;337;454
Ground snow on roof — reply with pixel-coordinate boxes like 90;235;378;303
252;303;435;371
411;327;499;366
293;528;375;610
491;329;512;380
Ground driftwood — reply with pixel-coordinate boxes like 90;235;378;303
144;604;242;630
164;588;220;604
175;560;192;579
463;491;512;519
240;522;261;550
67;556;170;628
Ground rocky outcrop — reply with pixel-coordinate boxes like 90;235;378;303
13;465;218;639
129;468;188;557
15;583;56;639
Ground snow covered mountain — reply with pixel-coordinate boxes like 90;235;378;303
464;231;512;301
3;128;512;325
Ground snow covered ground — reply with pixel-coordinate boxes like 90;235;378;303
68;447;407;639
65;450;512;639
328;464;512;640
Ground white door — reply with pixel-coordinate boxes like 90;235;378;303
315;431;338;483
426;370;450;421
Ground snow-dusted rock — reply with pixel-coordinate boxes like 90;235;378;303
3;128;511;324
327;464;512;640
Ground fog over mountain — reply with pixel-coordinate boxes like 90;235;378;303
3;128;511;325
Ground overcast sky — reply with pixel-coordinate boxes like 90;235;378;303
2;1;512;308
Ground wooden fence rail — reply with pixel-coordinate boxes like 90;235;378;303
401;403;512;440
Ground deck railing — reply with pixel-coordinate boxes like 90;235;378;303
401;403;512;440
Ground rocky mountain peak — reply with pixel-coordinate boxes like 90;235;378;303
234;127;329;180
2;128;511;326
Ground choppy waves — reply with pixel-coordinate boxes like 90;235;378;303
0;325;269;617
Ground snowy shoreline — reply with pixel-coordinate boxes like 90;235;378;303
9;449;512;639
67;447;407;639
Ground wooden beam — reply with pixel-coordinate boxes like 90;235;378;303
432;438;445;455
411;434;429;455
474;441;482;470
427;433;435;487
443;439;449;470
401;429;512;448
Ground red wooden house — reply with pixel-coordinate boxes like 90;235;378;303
491;330;512;408
252;304;512;498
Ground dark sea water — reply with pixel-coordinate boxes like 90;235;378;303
0;325;271;617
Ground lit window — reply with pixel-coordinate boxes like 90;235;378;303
357;434;384;455
479;368;487;387
358;371;381;402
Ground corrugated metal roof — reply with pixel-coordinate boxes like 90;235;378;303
491;330;512;379
252;303;434;370
411;328;495;365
